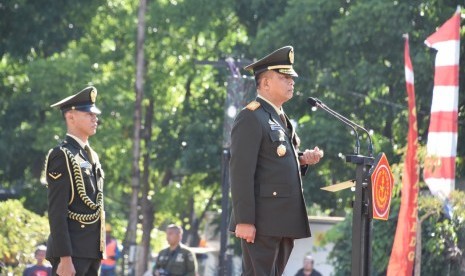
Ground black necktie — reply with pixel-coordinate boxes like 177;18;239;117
85;145;94;164
84;145;97;193
279;113;288;129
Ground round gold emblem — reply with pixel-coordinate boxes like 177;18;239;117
277;144;286;157
289;49;294;64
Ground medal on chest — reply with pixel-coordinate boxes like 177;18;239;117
277;144;286;157
276;130;287;157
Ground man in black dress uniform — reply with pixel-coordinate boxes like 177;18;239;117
229;46;324;275
43;86;105;276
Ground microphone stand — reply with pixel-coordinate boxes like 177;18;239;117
346;153;374;276
307;97;374;276
312;98;373;156
308;98;361;155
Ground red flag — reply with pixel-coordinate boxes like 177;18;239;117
387;34;419;276
423;7;461;199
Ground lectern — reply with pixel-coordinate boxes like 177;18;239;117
325;152;393;276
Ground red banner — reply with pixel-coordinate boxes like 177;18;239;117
387;34;419;276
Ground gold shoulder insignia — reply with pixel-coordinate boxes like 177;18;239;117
48;172;62;180
246;101;261;111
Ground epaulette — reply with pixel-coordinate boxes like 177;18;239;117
245;101;261;111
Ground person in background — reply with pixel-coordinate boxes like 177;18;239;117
294;255;322;276
23;245;52;276
100;224;120;276
153;224;198;276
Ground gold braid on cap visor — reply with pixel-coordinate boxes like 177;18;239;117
267;65;293;70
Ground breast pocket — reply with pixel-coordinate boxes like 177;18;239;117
269;130;289;157
169;254;186;275
79;161;93;178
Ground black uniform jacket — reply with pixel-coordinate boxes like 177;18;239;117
229;97;311;238
45;135;104;259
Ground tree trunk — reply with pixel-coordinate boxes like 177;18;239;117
414;211;435;276
183;187;218;247
185;196;196;246
414;217;422;276
124;0;147;274
140;98;155;274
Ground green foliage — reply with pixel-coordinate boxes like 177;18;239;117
417;192;465;275
233;0;288;38
0;0;464;271
322;191;465;275
240;0;464;215
0;200;49;274
152;174;217;225
0;0;106;58
321;198;399;275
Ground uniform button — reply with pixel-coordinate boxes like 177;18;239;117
272;192;277;196
81;225;85;228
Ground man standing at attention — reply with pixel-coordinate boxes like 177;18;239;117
229;46;323;275
44;86;106;276
153;224;198;276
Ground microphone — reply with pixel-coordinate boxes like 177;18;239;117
307;97;373;156
307;97;360;154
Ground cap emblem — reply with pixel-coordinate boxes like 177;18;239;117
90;89;97;103
289;49;294;64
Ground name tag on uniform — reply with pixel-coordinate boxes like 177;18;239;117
80;161;92;169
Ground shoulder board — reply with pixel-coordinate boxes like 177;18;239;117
245;101;261;111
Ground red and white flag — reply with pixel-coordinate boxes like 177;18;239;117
423;7;461;199
386;34;419;276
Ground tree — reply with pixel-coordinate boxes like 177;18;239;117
0;0;105;58
1;1;463;274
125;0;147;274
0;200;49;275
233;0;464;214
321;190;465;275
232;0;464;273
